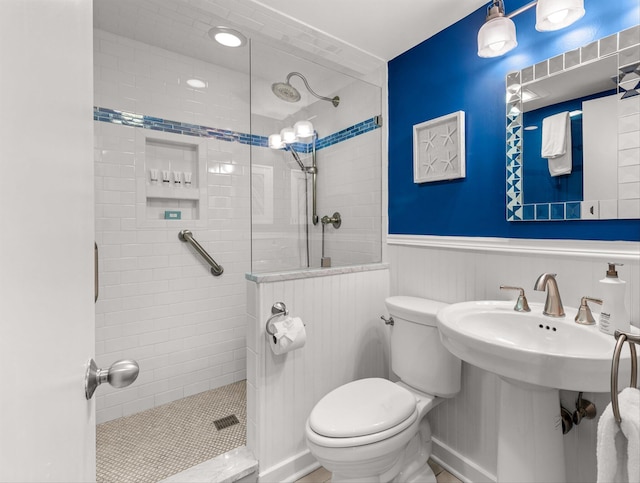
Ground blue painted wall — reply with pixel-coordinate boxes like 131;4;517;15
388;0;640;240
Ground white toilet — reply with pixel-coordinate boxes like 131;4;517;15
305;296;461;483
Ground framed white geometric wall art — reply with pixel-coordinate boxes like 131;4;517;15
413;111;466;183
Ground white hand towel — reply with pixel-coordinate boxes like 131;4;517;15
620;387;640;482
542;111;572;177
597;387;640;482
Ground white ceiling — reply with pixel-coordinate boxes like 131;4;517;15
94;0;487;73
253;0;487;61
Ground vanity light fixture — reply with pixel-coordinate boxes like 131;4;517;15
268;134;285;149
208;26;247;47
268;120;315;149
280;127;297;144
293;120;314;139
477;0;585;58
535;0;585;31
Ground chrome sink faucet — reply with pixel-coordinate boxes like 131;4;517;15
534;273;565;317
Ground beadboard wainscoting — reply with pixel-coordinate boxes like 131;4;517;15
246;265;390;481
388;235;640;483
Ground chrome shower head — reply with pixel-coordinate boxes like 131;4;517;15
271;72;340;107
271;81;301;103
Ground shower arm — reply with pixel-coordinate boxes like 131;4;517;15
287;145;306;171
287;72;340;107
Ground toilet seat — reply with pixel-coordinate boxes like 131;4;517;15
307;378;419;449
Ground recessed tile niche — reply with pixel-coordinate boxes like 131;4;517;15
136;131;207;228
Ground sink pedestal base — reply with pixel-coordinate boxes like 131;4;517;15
497;378;566;483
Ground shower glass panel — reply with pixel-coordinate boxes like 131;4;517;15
93;1;253;479
250;43;383;273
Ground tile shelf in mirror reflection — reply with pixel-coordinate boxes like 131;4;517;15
505;25;640;222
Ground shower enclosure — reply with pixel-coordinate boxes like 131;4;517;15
250;43;383;273
93;0;383;478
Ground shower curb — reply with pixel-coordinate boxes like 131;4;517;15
159;446;258;483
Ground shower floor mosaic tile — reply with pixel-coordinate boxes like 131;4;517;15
97;380;246;483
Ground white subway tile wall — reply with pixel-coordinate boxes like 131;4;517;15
313;129;383;267
93;28;384;425
250;54;383;272
388;238;639;482
94;29;251;423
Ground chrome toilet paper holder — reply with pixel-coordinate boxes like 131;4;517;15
266;302;288;342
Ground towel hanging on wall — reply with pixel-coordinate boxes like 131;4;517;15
541;111;572;177
596;386;640;482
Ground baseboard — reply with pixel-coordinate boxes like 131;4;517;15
431;437;496;483
258;449;320;483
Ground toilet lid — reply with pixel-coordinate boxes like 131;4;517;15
308;378;416;438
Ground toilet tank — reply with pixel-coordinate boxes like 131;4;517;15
385;296;461;397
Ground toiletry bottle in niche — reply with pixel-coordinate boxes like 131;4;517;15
598;263;630;335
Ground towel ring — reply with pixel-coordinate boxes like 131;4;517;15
610;330;639;424
265;302;288;337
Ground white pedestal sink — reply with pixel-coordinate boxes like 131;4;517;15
437;300;637;483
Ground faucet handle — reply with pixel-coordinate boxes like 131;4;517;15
575;296;603;325
500;285;531;312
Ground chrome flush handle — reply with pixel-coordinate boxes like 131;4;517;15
380;316;394;326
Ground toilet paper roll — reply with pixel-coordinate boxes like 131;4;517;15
269;316;306;355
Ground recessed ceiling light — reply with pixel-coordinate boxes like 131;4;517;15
186;78;206;88
208;27;247;48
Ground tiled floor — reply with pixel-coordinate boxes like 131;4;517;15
296;459;462;483
96;381;246;483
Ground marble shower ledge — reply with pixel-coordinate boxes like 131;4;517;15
159;446;257;483
246;263;389;283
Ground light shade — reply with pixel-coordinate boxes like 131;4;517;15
280;127;297;144
536;0;585;31
477;16;517;58
294;120;314;139
268;134;284;149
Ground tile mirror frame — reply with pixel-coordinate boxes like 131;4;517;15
505;25;640;222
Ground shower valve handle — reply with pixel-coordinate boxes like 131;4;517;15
321;212;342;229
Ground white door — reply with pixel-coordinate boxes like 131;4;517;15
0;1;96;481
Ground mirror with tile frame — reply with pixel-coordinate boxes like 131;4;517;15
506;25;640;221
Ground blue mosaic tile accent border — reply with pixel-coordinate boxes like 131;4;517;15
94;107;380;152
520;202;582;221
315;117;380;150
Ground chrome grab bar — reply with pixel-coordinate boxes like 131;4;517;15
178;230;224;276
611;330;639;423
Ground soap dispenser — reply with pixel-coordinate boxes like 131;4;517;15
598;263;630;335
